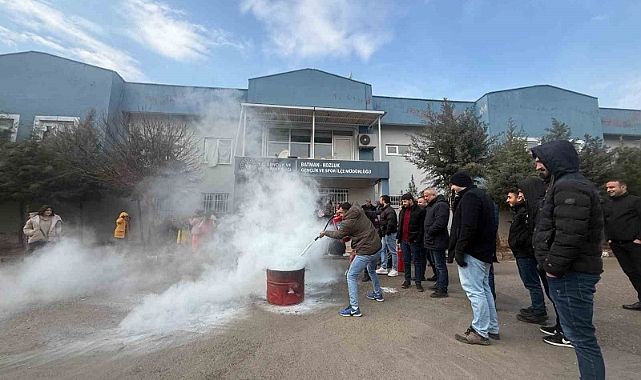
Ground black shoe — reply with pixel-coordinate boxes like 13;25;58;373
519;306;534;315
516;313;548;324
401;281;411;289
430;290;448;298
543;333;573;348
362;275;371;282
488;332;500;340
539;325;559;336
622;301;641;310
416;284;424;292
427;284;438;291
426;276;437;282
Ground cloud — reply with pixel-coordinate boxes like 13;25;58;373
121;0;249;61
240;0;393;61
0;0;144;80
617;79;641;109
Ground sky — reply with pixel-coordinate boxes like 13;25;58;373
0;0;639;108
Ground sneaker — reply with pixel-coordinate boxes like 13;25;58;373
339;305;362;317
455;327;490;346
543;333;573;348
401;281;411;289
622;301;641;310
430;290;448;298
427;284;438;291
488;332;500;340
366;292;384;302
426;276;437;282
416;284;424;292
375;268;388;275
387;269;399;277
516;313;549;324
539;325;559;336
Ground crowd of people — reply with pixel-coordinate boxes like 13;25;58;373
320;139;641;380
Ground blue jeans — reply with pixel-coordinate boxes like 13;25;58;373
457;254;499;338
380;233;397;270
401;242;425;284
347;249;383;308
516;257;546;315
489;264;496;299
428;249;448;291
548;272;605;380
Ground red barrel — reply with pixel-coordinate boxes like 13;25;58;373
266;268;305;306
397;248;405;272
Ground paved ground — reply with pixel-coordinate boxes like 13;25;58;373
1;257;640;380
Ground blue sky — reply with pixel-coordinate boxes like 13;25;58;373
0;0;639;108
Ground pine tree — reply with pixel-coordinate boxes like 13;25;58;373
540;118;572;144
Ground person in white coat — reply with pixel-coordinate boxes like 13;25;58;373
23;205;63;253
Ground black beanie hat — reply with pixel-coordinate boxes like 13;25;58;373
450;171;473;188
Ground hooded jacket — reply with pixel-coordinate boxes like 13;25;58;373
423;194;450;250
448;186;497;264
378;204;398;236
114;212;130;239
324;203;382;255
508;202;532;258
398;203;426;244
23;213;63;244
531;140;603;277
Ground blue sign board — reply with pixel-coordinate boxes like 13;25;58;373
235;157;389;179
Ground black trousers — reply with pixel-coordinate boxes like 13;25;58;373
538;268;563;333
610;241;641;301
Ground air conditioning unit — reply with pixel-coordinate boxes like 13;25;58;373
358;133;376;150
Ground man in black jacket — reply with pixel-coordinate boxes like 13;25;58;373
448;172;499;345
376;195;399;277
604;180;641;311
397;193;426;291
532;140;605;380
423;188;450;297
507;188;547;324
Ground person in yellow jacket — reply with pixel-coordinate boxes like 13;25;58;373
114;212;131;242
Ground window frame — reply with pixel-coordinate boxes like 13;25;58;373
265;128;355;159
202;192;231;214
203;137;233;165
33;115;79;139
385;144;410;156
0;114;20;142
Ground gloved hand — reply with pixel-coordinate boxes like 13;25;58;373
454;252;467;267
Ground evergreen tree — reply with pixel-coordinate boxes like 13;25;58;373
407;100;494;191
611;144;641;195
578;134;613;192
408;175;419;198
540;118;572;144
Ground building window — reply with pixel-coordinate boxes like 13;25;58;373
203;193;230;214
385;144;409;156
0;114;19;142
389;195;402;208
33;116;79;140
319;188;349;205
266;128;354;159
153;198;174;220
204;138;233;165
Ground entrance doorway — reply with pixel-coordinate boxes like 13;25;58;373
333;137;353;160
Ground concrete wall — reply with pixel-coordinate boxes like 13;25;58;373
600;108;641;137
373;96;475;126
380;125;425;195
483;85;603;139
0;52;115;141
248;69;373;110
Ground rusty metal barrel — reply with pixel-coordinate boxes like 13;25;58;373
266;268;305;306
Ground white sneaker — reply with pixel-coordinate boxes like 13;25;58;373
388;269;399;277
376;268;388;275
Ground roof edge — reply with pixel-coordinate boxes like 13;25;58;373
249;68;371;86
476;84;598;102
599;107;641;112
372;95;475;104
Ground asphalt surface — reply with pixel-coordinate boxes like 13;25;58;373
1;257;640;380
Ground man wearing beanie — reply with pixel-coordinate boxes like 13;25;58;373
448;171;499;345
397;193;427;291
531;140;605;379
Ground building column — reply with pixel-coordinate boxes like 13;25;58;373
377;116;382;161
311;110;315;158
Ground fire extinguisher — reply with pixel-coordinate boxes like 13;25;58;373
332;213;350;243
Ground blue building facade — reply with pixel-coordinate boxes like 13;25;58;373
1;50;640;218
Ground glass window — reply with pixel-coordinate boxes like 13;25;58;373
291;129;311;143
315;130;332;144
290;143;310;158
269;128;289;142
398;145;409;156
314;144;332;159
218;139;232;164
386;145;398;155
268;142;289;157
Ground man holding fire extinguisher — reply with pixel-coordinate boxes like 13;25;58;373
320;202;385;317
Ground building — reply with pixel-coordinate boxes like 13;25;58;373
1;51;641;221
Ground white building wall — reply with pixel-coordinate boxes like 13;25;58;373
380;125;427;195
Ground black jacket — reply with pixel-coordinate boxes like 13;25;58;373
378;204;398;236
397;204;426;244
603;192;641;242
508;203;532;258
448;186;497;264
423;195;450;250
531;140;604;277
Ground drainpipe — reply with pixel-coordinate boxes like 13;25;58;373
378;116;382;161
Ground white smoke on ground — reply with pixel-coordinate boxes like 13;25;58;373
119;171;341;334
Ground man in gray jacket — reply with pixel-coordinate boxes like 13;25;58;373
423;188;450;297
